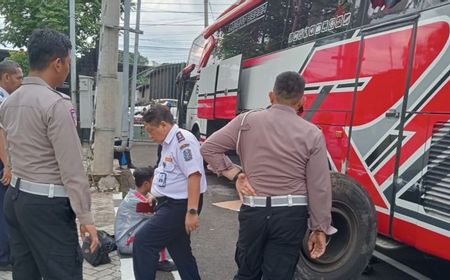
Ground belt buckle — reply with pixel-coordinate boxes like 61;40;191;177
48;184;55;198
287;195;293;207
249;196;255;207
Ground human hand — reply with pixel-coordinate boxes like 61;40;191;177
308;230;327;259
80;224;99;253
185;213;200;234
146;194;156;207
1;166;11;186
235;173;256;200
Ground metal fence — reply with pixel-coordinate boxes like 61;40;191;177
136;62;185;105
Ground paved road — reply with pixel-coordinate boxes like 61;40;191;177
129;142;450;280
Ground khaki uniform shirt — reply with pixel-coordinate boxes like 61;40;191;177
0;77;93;225
201;104;336;234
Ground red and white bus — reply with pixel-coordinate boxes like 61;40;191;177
177;0;450;278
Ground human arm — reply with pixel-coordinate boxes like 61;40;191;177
0;128;11;186
47;99;98;251
185;172;201;234
200;115;244;180
305;132;337;258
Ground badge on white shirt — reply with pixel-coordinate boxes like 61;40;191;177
157;172;167;188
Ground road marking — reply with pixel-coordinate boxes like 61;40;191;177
373;250;432;280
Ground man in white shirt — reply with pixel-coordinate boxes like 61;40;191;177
133;105;207;280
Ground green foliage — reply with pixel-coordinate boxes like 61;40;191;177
118;50;149;66
8;50;29;75
0;0;103;54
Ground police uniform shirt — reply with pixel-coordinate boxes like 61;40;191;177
152;124;207;199
0;77;94;225
201;104;336;235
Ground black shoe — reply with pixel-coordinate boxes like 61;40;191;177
0;264;12;271
157;260;177;272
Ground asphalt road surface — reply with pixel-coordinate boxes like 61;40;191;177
131;142;450;280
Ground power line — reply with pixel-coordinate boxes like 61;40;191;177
140;1;230;5
140;10;204;14
139;45;190;50
139;23;204;26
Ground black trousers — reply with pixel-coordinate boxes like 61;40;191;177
133;196;203;280
0;182;9;266
4;185;83;280
234;205;308;280
0;161;10;266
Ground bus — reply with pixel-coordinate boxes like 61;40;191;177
176;1;450;279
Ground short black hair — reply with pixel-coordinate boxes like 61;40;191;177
133;167;154;188
0;59;20;78
273;71;305;103
28;28;72;71
142;104;174;125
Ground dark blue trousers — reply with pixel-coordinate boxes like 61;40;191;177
0;181;10;266
4;185;82;280
133;197;201;280
234;205;308;280
0;160;10;266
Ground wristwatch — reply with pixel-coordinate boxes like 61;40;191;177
188;208;198;215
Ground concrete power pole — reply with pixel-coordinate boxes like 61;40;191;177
129;0;142;145
69;0;77;107
121;0;131;151
93;0;121;175
204;0;209;27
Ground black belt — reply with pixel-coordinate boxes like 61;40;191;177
155;194;204;213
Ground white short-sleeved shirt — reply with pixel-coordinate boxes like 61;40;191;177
151;124;207;199
0;87;10;104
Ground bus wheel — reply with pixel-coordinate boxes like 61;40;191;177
295;172;377;280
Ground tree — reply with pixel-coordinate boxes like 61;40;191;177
0;0;103;54
8;50;29;75
118;50;149;66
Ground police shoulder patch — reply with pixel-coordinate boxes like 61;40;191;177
183;148;193;161
176;131;185;143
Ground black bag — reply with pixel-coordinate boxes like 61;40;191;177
82;230;117;267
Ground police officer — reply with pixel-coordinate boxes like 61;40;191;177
0;28;98;279
133;105;207;280
0;58;23;271
201;71;337;279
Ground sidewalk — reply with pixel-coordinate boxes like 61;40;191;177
0;142;159;280
0;191;121;280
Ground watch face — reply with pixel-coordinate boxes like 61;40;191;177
188;208;198;215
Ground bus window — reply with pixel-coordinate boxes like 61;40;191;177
187;35;206;67
363;0;421;25
215;0;290;60
422;0;449;8
287;0;364;47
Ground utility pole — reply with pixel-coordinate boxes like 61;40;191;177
120;0;131;153
93;0;120;175
129;0;142;145
69;0;77;107
204;0;209;27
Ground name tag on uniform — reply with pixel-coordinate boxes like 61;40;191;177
157;172;167;188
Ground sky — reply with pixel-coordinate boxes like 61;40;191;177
123;0;236;64
0;0;236;64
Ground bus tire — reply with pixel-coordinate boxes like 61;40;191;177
295;172;377;280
